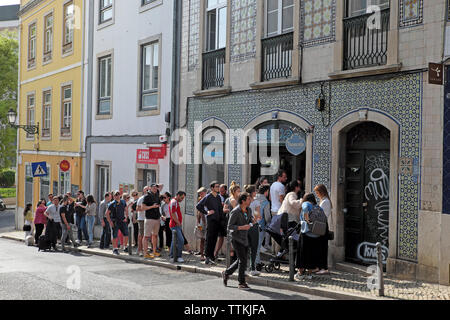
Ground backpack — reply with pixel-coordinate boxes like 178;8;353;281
307;205;327;236
110;200;126;222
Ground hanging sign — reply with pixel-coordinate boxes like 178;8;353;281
137;149;158;164
429;63;443;85
286;134;306;156
148;146;167;159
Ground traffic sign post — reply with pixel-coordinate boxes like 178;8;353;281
31;162;48;178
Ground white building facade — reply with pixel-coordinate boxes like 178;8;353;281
83;0;174;200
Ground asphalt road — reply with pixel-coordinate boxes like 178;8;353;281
0;209;15;233
0;237;331;300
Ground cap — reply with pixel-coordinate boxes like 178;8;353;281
197;187;207;194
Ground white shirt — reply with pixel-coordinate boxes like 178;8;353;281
320;198;332;222
137;195;146;221
270;181;285;213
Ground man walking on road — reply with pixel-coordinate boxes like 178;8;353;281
196;181;224;265
141;184;161;259
106;191;129;255
169;191;186;262
99;192;112;249
222;192;253;290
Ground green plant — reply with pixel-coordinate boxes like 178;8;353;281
0;187;15;198
0;170;15;187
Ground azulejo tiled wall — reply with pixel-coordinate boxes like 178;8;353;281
188;0;201;71
185;72;423;262
230;0;257;62
301;0;336;47
399;0;423;28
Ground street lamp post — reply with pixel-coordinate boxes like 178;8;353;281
7;108;39;136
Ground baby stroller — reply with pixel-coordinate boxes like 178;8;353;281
264;212;300;273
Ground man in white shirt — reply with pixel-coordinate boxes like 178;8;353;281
270;170;287;216
136;186;149;256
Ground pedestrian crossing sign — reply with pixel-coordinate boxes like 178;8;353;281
31;162;48;177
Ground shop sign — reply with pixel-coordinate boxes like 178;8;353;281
286;134;306;156
137;149;158;164
429;63;443;85
59;160;70;172
148;146;166;159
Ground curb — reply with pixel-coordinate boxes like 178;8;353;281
1;234;384;300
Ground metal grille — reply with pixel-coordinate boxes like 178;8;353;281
202;48;226;90
343;9;389;70
262;32;293;81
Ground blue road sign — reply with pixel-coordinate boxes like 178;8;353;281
31;162;48;177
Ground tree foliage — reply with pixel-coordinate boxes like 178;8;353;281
0;31;18;169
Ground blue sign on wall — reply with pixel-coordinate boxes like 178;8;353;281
286;134;306;156
31;162;48;177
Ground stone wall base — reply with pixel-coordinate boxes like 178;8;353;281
387;258;441;284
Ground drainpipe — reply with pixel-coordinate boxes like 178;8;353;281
170;0;181;195
83;0;94;194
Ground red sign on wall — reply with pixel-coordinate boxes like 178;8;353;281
148;146;167;159
60;160;71;172
136;149;158;164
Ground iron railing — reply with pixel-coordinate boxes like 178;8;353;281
343;9;390;70
261;32;293;82
202;48;226;90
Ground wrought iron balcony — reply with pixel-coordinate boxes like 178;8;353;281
202;48;226;90
261;32;293;82
343;9;390;70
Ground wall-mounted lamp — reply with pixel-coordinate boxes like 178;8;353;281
7;108;39;135
358;108;369;121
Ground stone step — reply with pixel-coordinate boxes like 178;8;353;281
334;262;371;276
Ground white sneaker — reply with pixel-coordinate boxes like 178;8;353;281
249;270;260;276
177;257;185;263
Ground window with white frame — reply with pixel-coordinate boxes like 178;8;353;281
61;85;72;136
265;0;294;37
205;0;227;51
98;55;112;114
346;0;389;17
99;0;113;24
63;1;74;54
26;94;35;139
40;165;50;200
44;13;53;61
28;23;36;67
42;90;51;137
59;169;71;195
140;42;159;110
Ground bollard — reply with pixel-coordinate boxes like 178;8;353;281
226;230;231;268
128;224;132;256
289;236;295;281
376;242;385;297
172;228;178;263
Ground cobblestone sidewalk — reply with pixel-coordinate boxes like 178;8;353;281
2;231;449;300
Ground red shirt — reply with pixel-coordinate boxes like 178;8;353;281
34;206;47;225
169;199;182;228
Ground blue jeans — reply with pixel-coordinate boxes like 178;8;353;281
255;228;265;265
170;226;184;259
76;214;89;242
86;215;95;244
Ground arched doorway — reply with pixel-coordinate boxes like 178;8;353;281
344;121;390;265
249;121;307;185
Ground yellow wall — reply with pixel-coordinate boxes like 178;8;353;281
17;154;82;209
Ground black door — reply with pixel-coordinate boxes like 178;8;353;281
344;122;390;265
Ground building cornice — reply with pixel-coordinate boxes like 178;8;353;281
18;0;45;17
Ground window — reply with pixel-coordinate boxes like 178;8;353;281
28;23;36;68
61;85;72;136
63;1;74;54
346;0;389;17
59;169;71;195
44;13;53;62
26;94;35;139
42;90;52;137
98;55;112;114
199;127;225;188
99;0;113;24
142;0;156;6
206;0;227;51
96;166;110;204
265;0;293;37
140;42;159;110
25;164;33;206
40;165;50;200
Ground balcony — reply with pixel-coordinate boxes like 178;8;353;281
343;9;390;70
202;48;226;90
261;32;293;82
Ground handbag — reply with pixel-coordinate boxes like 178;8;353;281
23;224;32;232
309;220;327;236
327;230;334;241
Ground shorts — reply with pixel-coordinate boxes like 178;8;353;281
144;219;160;237
112;220;129;239
138;220;145;236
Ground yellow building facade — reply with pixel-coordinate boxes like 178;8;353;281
16;0;85;226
